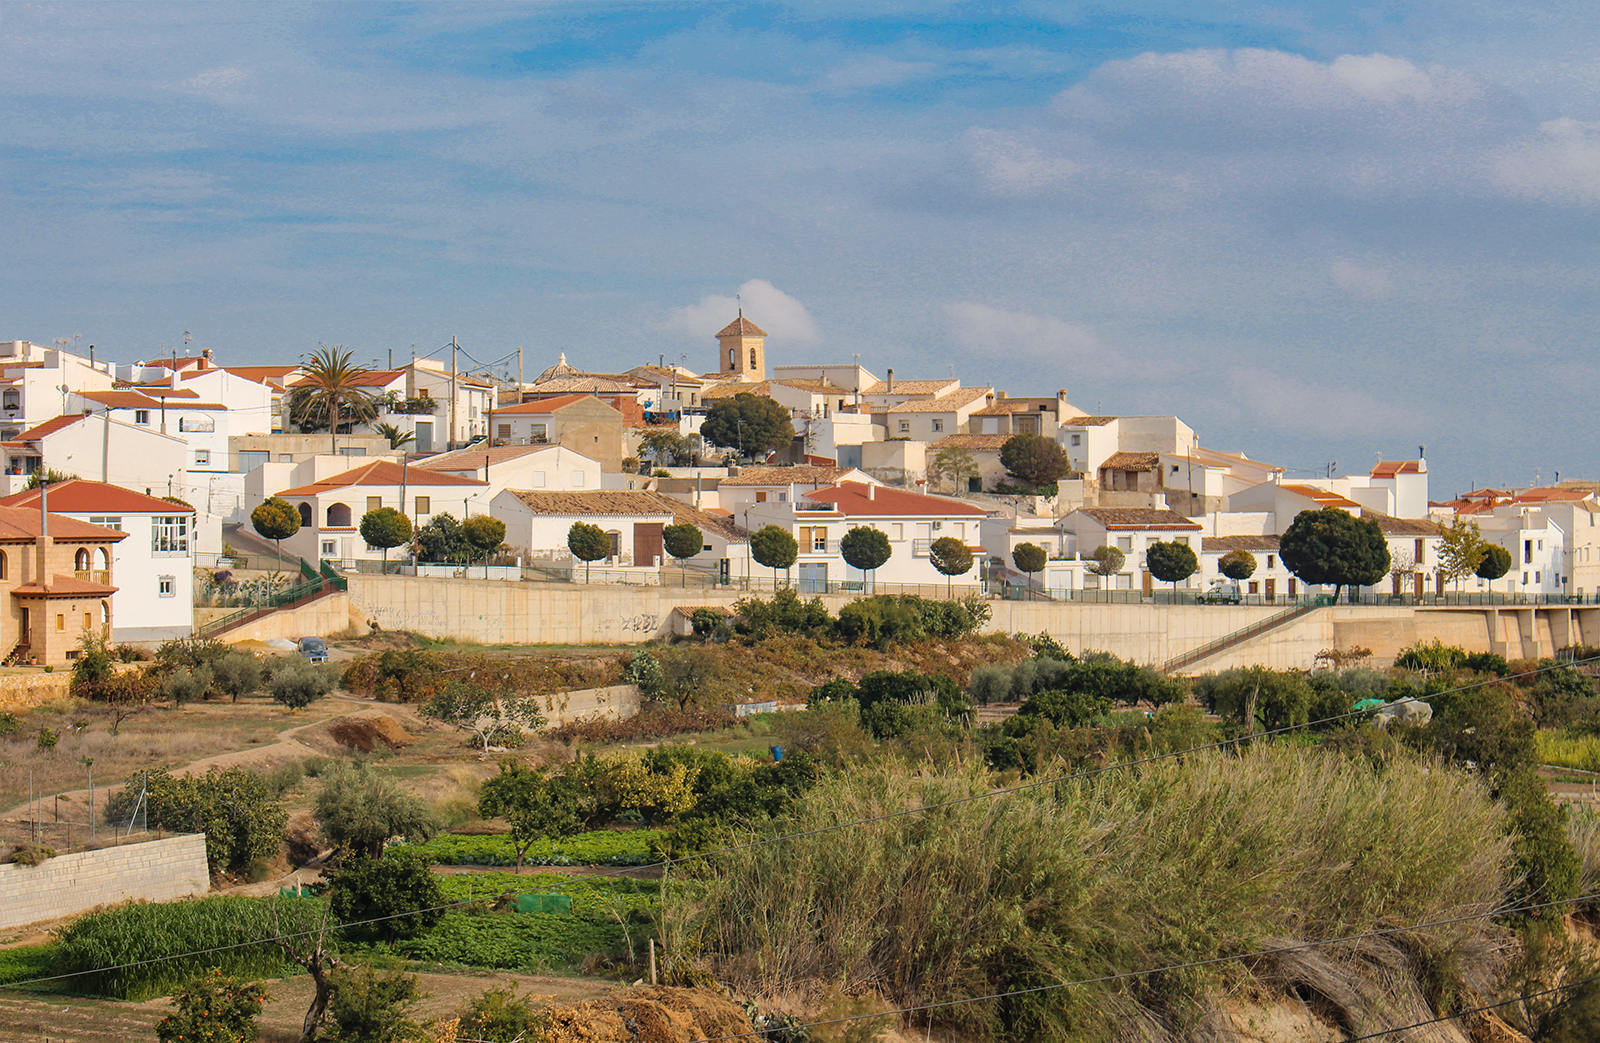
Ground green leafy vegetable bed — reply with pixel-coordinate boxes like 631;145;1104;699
393;911;633;969
397;830;663;867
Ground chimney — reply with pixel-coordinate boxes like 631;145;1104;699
1057;389;1067;403
996;390;1007;400
886;369;894;393
867;483;876;500
985;392;995;405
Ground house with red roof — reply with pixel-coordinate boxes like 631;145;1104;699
263;459;489;564
0;480;194;641
0;340;116;442
0;413;187;499
489;394;627;471
742;482;989;591
0;491;126;664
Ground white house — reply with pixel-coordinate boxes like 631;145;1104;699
876;387;992;442
0;413;189;499
0;479;196;641
414;444;601;502
490;489;750;576
271;459;489;564
0;340;116;439
717;465;878;515
1057;507;1205;593
743;482;989;592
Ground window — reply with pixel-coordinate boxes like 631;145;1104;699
134;409;150;425
237;450;269;473
321;540;336;556
572;471;586;487
56;614;63;632
756;491;768;503
1249;581;1259;594
498;423;511;439
1536;571;1542;583
778;493;787;502
898;420;910;433
158;575;174;597
337;446;367;457
1174;536;1188;546
892;523;904;541
1414;538;1425;564
812;526;827;551
89;516;122;531
1266;554;1275;569
277;454;293;463
931;419;943;433
415;496;431;515
1525;540;1533;563
533;471;547;488
749;347;757;367
194;449;209;467
531;424;548;442
83;611;91;629
1117;536;1133;552
1070;434;1081;446
1171;464;1180;473
367;496;382;513
151;515;189;553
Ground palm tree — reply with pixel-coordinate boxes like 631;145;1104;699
300;345;378;455
374;422;415;450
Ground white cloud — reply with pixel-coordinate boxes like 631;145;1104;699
944;302;1114;371
664;280;821;345
1330;260;1392;298
1492;118;1600;203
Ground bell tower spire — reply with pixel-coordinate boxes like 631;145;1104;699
715;313;767;382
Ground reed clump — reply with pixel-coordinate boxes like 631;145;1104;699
668;746;1510;1042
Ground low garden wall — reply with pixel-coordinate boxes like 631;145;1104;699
0;833;210;930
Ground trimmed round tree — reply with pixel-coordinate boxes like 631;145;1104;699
928;535;974;598
750;525;799;587
1218;549;1258;583
1087;545;1126;589
999;433;1071;489
1477;542;1513;597
359;507;412;570
567;521;611;583
1145;540;1199;599
462;515;507;576
840;525;892;592
662;522;704;586
1012;542;1048;595
251;496;301;561
1279;507;1391;604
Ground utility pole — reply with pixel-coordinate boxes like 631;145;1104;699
450;336;459;450
516;346;523;395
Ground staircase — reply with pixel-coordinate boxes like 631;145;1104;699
196;559;347;640
1161;596;1334;674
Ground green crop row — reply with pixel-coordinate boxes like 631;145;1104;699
396;829;663;867
393;911;635;970
1539;730;1600;773
0;944;57;987
432;871;659;919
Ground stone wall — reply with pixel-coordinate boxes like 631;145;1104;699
0;669;73;714
0;833;210;931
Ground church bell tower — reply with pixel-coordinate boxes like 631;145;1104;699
715;313;767;382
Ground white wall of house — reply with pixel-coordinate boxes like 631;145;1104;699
1058;420;1120;474
56;509;195;642
418;446;601;502
490;496;673;564
0;345;115;434
743;500;986;588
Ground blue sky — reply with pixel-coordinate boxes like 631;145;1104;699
4;1;1600;496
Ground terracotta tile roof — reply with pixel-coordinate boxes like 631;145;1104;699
78;390;227;410
1062;415;1119;427
224;365;300;387
931;434;1011;452
884;387;992;413
503;490;747;541
1010;526;1059;535
529;375;645;394
672;604;732;619
1075;507;1202;531
716;316;768;338
863;378;958;396
131;386;201;398
287;369;405;389
701;382;771;400
495;394;623;416
721;466;858;487
14;415;88;441
1185;446;1283;473
1371;460;1425;477
1202;535;1281;552
1514;487;1592;503
804;482;987;517
416;444;566;470
0;506;126;541
0;479;194;514
972;398;1058;416
12;575;119;596
276;460;486;497
1364;512;1443;536
772;379;855;395
1280;484;1362;509
1100;451;1161;472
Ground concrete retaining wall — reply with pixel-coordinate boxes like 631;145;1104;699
219;593;368;644
0;833;210;930
537;684;641;727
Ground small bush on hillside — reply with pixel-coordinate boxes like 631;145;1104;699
1394;639;1468;672
322;964;426;1043
1497;769;1582;917
163;665;212;706
1531;665;1600;728
456;983;549;1043
268;656;338;710
1464;651;1511;676
1406;683;1536;775
155;635;232;671
733;588;832;641
154;969;269;1043
624;649;668;699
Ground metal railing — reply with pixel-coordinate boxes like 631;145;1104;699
1161;596;1335;674
196;550;302;573
196;558;345;638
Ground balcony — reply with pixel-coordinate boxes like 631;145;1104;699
73;570;111;586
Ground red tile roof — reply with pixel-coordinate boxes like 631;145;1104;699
12;575;119;597
495;394;622;416
1371;460;1425;477
287;369;406;389
1280;484;1362;509
804;482;987;517
0;506;126;541
14;415;88;441
1514;487;1591;503
0;479;195;515
276;460;487;497
1075;508;1202;531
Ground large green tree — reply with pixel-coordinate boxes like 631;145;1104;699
313;761;439;860
929;446;980;493
567;521;611;582
750;525;799;587
1218;549;1257;582
700;393;795;460
1145;540;1199;597
414;512;474;565
1278;508;1391;603
928;535;974;597
840;525;892;590
251;496;301;560
359;507;412;568
999;433;1071;488
477;762;589;872
1477;543;1513;596
294;344;379;453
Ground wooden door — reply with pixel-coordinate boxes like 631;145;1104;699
1265;578;1276;601
634;523;664;567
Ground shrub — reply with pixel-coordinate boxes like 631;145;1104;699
1394;639;1468;672
154;969;269;1043
107;768;288;875
625;649;668;699
456;983;549;1042
1498;768;1582;917
0;711;18;735
71;632;115;688
36;726;57;751
1407;684;1536;775
328;850;446;944
1464;651;1511;676
155;636;232;671
322;964;426;1043
209;652;265;703
1197;666;1313;731
733;587;832;641
269;656;338;710
9;842;55;866
163;666;212;706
